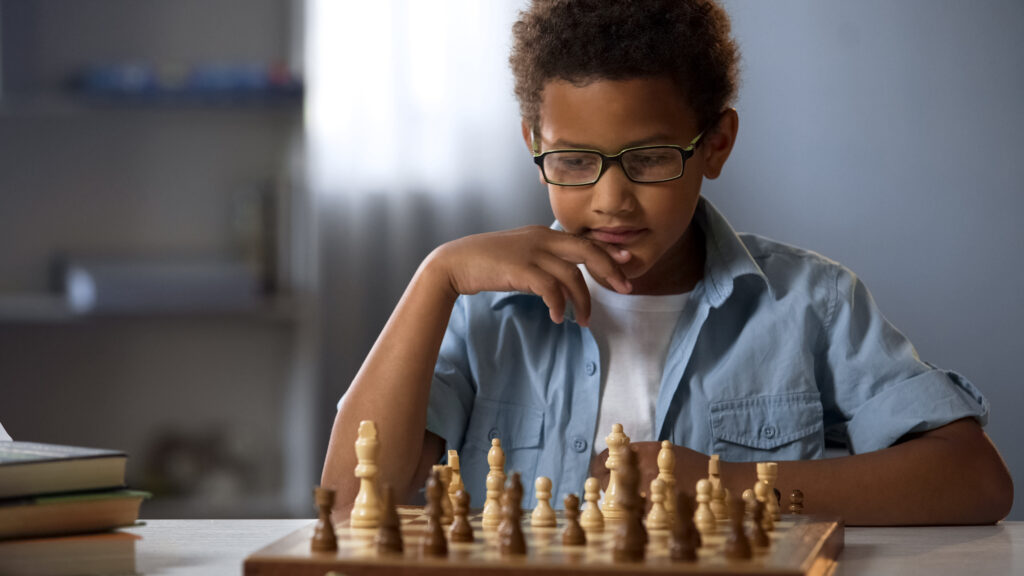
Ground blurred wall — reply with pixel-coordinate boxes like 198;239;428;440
715;0;1023;519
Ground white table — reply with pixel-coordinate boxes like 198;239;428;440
125;520;1024;575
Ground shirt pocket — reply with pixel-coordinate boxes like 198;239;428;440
459;398;544;508
709;392;824;462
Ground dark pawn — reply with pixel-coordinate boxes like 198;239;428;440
789;489;805;514
670;492;699;562
749;499;770;548
420;469;448;557
612;448;645;562
375;484;404;554
723;497;752;560
449;488;474;543
562;493;586;546
311;486;338;552
498;472;527;556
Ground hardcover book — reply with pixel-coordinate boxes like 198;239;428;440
0;441;127;499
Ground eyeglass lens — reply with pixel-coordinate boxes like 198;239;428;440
543;147;684;185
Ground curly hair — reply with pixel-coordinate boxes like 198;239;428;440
509;0;739;133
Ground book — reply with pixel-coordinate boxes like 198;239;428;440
0;530;139;576
0;489;149;540
0;441;127;499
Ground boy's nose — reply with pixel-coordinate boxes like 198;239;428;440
590;163;637;215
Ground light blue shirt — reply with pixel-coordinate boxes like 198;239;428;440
424;198;988;509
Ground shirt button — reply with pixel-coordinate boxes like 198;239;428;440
585;361;597;376
488;428;500;440
761;425;777;439
571;436;588;453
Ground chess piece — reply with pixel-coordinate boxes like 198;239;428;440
420;469;448;557
449;488;474;543
764;462;781;521
749;499;770;548
531;476;557;527
603;423;630;523
580;476;604;532
742;488;757;516
311;486;338;552
723;497;752;560
498;473;527;556
448;449;465;510
669;492;699;561
375;484;404;554
351;420;382;529
789;489;805;514
646;478;669;530
754;480;775;532
694;478;716;536
612;448;645;562
433;465;454;525
656;441;677;526
562;493;586;546
709;454;728;521
482;438;506;529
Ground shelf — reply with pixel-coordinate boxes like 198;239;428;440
0;293;300;325
0;92;303;119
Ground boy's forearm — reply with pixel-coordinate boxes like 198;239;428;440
710;419;1013;526
321;251;457;511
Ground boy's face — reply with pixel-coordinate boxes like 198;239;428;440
529;77;733;294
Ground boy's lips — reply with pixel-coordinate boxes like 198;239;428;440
587;227;647;244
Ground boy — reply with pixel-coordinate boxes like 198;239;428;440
323;0;1012;525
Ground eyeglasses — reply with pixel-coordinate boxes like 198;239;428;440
532;132;704;186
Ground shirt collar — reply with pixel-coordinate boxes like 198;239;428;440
488;196;771;314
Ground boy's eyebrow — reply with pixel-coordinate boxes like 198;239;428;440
549;132;678;150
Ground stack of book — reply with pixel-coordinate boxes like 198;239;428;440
0;441;149;575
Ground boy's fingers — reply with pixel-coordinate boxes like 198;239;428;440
523;267;567;324
550;234;632;293
536;254;591;325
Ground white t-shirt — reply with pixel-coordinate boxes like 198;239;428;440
582;266;689;455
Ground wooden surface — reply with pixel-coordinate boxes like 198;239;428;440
243;506;843;576
123;520;1024;576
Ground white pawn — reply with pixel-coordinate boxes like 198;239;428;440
602;423;630;522
764;462;781;521
754;480;775;532
742;488;757;516
656;441;676;526
531;476;557;527
708;454;728;521
646;478;669;531
350;420;381;529
482;438;506;529
694;478;716;536
447;449;464;511
580;477;604;532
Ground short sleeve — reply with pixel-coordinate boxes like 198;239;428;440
820;266;989;455
425;296;477;451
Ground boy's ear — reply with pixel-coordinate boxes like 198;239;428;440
701;108;739;180
522;120;547;185
520;120;535;153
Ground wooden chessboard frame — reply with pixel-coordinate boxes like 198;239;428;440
244;506;844;576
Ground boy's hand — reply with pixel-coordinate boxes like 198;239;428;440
430;226;632;325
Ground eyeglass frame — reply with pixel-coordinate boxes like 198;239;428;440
531;130;705;187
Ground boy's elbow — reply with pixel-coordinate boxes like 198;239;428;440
982;456;1014;523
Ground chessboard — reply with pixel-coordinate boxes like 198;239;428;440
244;505;844;576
